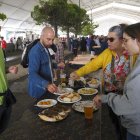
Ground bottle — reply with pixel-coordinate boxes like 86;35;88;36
60;68;66;84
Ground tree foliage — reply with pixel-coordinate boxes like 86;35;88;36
62;3;89;36
0;13;7;21
31;0;96;37
31;0;68;36
81;22;99;36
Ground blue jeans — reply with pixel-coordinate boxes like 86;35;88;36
127;131;140;140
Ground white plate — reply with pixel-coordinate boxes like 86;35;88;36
57;94;82;104
72;101;98;113
78;88;98;95
36;99;57;108
54;88;74;95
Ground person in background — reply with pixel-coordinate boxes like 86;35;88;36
89;35;98;55
28;26;57;99
94;22;140;140
0;46;18;134
0;37;7;60
53;37;65;80
48;43;57;81
16;37;22;50
72;37;79;57
12;37;17;51
70;24;137;140
80;37;87;54
86;35;92;53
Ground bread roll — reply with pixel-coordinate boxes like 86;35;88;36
67;93;74;98
71;96;79;102
63;97;71;102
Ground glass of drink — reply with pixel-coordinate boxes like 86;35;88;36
60;73;66;83
84;102;93;119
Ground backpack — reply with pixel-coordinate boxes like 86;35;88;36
21;39;39;68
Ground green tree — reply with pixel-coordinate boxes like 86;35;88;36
81;22;98;36
61;3;90;39
31;0;68;36
0;13;7;21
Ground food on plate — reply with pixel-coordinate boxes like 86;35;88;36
78;88;98;95
59;92;81;103
38;105;70;122
56;86;73;95
38;100;51;105
88;78;99;84
63;97;71;102
36;99;57;108
87;78;100;88
71;96;79;102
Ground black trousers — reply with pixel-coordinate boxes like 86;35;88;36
108;106;126;140
105;91;126;140
2;49;6;60
0;105;12;134
0;89;16;134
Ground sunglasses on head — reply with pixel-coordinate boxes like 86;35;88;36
107;37;115;42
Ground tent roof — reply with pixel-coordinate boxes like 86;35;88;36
70;0;140;34
0;0;140;34
0;0;43;32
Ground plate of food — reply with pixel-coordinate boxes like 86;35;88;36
87;78;100;88
78;88;98;95
38;105;71;122
54;87;74;96
36;99;57;108
57;92;82;103
72;100;98;113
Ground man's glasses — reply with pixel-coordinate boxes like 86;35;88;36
107;37;116;42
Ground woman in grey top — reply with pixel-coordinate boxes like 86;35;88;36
93;22;140;140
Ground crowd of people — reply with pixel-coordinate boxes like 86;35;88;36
68;35;108;57
0;22;140;140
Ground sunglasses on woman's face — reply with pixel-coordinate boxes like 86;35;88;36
107;37;116;42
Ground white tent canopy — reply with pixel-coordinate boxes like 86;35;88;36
70;0;140;35
0;0;44;33
0;0;140;36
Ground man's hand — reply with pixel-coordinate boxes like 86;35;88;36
8;66;18;74
47;83;57;93
93;95;102;108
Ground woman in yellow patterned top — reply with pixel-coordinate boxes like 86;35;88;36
70;24;137;140
0;46;18;133
70;24;137;93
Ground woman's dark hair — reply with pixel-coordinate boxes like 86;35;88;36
124;22;140;41
109;23;128;38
